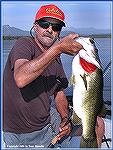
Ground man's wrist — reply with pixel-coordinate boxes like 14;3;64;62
53;42;63;54
61;116;68;122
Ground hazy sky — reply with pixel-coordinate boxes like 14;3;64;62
1;1;111;31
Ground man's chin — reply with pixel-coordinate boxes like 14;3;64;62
42;41;55;48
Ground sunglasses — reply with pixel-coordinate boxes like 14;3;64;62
37;20;63;32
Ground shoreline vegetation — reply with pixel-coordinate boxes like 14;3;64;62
3;34;111;40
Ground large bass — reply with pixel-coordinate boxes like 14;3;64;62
71;37;105;148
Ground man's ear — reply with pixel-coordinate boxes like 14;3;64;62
32;23;36;30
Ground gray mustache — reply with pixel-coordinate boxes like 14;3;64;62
43;32;54;39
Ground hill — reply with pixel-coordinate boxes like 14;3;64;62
2;25;111;39
3;25;30;37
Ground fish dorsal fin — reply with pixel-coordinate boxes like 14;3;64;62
80;57;97;73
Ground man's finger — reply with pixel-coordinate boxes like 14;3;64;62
57;128;70;141
59;124;69;132
68;33;79;39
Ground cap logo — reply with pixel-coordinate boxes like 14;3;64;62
46;8;62;17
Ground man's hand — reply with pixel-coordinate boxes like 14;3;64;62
56;117;72;141
54;90;72;141
95;116;105;147
56;33;83;55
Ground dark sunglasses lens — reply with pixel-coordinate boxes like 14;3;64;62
38;20;62;31
52;25;62;31
38;21;49;29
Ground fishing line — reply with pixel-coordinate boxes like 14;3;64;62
103;61;111;77
103;135;110;148
91;38;111;75
91;38;102;47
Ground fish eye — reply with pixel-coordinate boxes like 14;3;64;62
89;38;95;44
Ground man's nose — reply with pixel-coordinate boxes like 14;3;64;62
47;25;53;33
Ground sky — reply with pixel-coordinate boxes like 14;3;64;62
1;1;112;31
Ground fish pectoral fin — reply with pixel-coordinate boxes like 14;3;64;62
80;74;87;90
69;74;76;86
71;111;82;125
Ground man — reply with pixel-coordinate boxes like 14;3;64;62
3;4;104;148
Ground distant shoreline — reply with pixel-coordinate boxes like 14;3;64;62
3;34;111;40
89;34;111;38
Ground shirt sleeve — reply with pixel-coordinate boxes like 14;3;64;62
10;37;35;70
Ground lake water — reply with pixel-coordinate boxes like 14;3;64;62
2;38;111;101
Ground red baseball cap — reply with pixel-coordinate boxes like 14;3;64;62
35;4;65;26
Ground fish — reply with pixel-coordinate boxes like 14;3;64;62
71;37;105;148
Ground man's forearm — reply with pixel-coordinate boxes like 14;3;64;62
55;90;69;120
14;44;61;88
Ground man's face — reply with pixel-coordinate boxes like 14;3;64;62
33;17;63;48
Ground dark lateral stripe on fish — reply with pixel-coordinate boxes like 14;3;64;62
80;57;97;73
